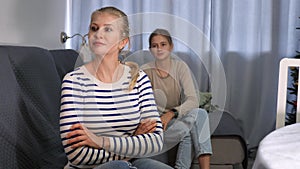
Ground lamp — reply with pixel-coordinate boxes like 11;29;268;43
60;32;88;45
60;32;93;63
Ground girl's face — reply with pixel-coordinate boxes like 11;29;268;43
149;35;173;61
88;12;127;57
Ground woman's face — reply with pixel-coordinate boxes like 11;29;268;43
88;12;127;57
149;35;173;61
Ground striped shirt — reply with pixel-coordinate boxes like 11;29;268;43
60;65;163;169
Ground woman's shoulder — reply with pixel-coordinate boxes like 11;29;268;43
140;62;155;75
172;58;189;70
122;63;148;80
138;69;148;77
140;61;155;70
63;66;85;80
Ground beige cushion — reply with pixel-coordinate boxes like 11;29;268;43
210;136;245;164
192;164;234;169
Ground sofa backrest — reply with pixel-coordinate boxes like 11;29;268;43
0;46;79;169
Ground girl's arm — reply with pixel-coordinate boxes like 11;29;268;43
173;61;199;118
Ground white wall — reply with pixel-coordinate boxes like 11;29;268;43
0;0;66;49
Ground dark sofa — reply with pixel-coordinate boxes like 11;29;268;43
0;46;78;168
0;45;247;169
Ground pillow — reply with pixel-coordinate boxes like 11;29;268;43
199;92;218;112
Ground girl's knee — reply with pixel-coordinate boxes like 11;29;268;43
191;108;208;120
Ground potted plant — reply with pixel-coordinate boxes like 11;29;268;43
286;17;300;125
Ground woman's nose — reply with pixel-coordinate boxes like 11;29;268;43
157;45;162;50
94;29;104;38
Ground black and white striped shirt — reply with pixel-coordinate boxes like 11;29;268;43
60;65;163;169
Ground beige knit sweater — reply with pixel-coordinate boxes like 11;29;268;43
142;58;199;118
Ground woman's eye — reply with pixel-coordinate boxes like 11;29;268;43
90;26;99;32
104;27;113;32
151;44;157;48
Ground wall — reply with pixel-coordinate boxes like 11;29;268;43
0;0;66;49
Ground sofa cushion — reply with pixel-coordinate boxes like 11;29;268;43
50;49;82;80
0;46;78;169
210;136;245;165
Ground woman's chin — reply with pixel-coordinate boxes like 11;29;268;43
155;55;169;61
91;50;107;57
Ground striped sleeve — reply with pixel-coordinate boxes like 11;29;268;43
107;71;164;157
59;70;115;168
59;68;164;168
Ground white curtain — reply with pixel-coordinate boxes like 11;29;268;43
65;0;300;149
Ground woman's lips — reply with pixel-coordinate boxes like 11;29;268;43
156;52;165;56
93;41;105;46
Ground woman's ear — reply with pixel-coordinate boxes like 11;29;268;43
119;38;129;50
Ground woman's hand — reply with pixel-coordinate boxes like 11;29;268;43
160;111;174;131
66;123;102;149
134;118;157;135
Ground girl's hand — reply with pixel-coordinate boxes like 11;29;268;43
66;123;102;149
160;111;174;131
134;118;157;135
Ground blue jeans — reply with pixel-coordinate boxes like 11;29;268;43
132;158;173;169
93;159;172;169
175;108;212;169
93;160;136;169
152;108;212;169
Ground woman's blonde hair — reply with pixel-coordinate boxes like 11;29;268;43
92;6;139;91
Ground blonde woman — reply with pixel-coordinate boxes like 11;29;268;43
59;7;172;169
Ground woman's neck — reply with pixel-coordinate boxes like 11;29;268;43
155;57;171;71
92;55;123;83
155;57;171;77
